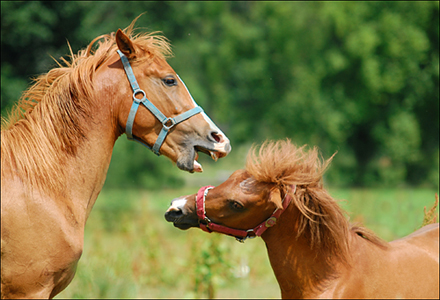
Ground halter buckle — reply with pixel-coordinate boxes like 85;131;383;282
235;229;256;243
235;237;247;243
203;216;212;224
162;117;176;131
265;217;277;227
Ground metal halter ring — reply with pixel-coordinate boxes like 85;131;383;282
132;89;146;103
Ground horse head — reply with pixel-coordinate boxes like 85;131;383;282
97;29;230;173
164;169;287;240
164;139;331;241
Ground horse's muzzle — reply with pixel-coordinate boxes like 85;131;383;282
164;196;199;229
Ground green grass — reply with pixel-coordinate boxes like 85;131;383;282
331;188;439;241
55;187;438;299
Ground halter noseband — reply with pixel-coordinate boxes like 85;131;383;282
196;185;296;243
117;50;203;156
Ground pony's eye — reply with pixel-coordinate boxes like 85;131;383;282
162;76;177;86
229;200;244;211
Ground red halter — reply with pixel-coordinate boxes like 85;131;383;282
195;185;296;242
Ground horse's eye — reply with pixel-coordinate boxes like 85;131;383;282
162;77;177;86
229;200;244;211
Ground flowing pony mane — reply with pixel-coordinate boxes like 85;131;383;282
1;16;172;195
245;139;388;267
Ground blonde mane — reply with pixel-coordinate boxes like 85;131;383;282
1;16;172;195
245;139;388;266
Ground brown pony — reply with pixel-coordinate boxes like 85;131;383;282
165;139;439;299
1;17;230;299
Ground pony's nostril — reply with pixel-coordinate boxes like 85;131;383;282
164;208;183;222
210;132;222;143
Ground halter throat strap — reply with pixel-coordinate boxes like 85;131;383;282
117;50;203;156
196;185;296;242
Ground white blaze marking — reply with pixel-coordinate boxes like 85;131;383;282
176;74;228;138
167;197;188;212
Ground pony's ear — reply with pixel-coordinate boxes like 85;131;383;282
269;187;283;210
116;29;136;59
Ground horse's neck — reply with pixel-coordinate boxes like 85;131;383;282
262;206;394;298
22;99;118;225
61;112;118;223
262;206;345;299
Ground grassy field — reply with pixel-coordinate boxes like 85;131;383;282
55;185;438;299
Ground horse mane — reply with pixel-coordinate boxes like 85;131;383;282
245;139;388;267
1;16;171;195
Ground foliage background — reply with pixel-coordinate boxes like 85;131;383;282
1;1;438;189
1;2;439;299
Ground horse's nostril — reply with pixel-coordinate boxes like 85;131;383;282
164;208;183;222
210;132;222;143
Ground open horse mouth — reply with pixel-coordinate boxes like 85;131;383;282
193;145;228;172
182;146;226;173
177;138;231;173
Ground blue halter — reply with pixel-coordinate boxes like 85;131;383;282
117;50;203;156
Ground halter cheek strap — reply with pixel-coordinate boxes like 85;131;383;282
196;185;296;242
117;50;203;156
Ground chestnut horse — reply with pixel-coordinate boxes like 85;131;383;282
1;18;231;298
165;140;439;299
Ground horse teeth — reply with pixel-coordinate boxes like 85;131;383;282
210;151;218;162
194;160;203;173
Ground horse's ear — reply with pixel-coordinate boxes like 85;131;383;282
269;187;283;210
116;29;136;59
